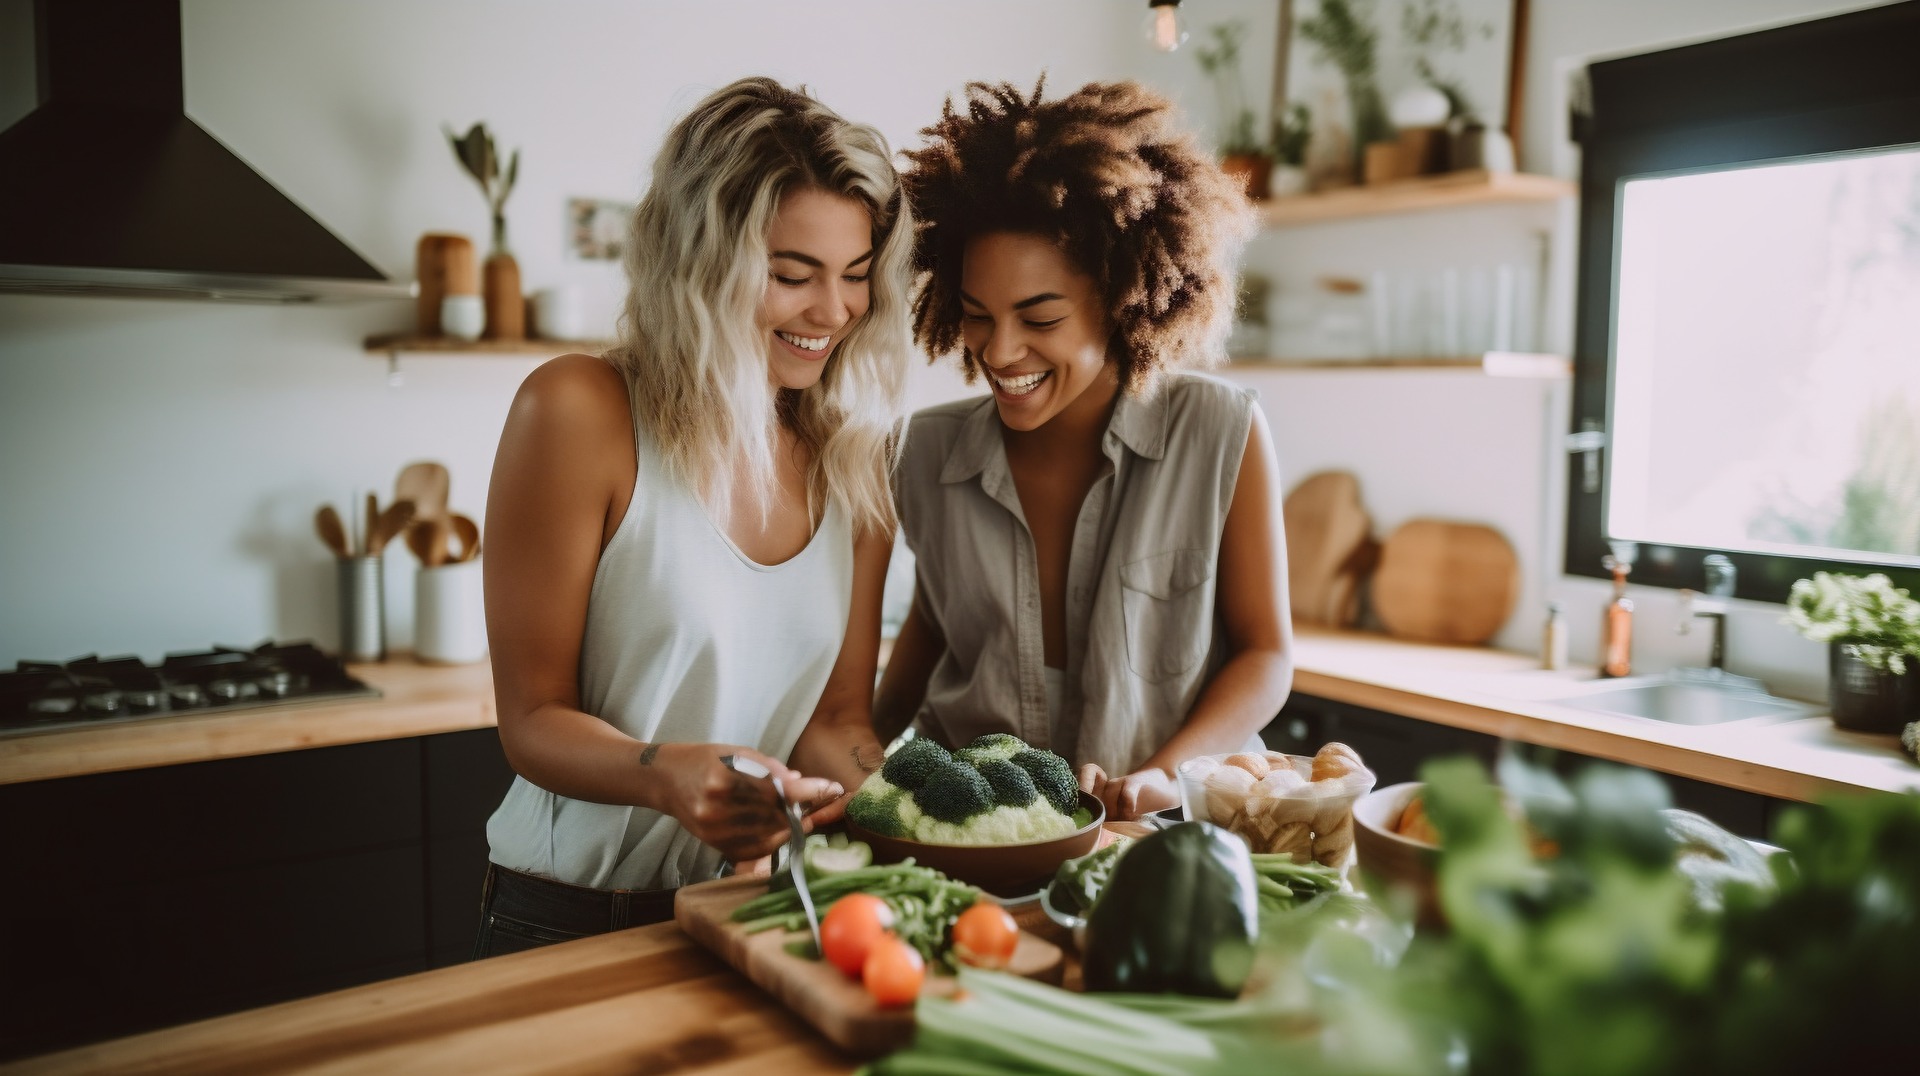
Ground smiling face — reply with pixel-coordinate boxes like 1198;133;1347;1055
959;231;1116;432
758;186;875;391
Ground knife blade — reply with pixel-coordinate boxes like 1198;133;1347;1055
772;775;824;955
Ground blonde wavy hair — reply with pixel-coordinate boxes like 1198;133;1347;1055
609;77;913;536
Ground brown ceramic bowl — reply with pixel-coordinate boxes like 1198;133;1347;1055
848;791;1106;898
1352;782;1443;927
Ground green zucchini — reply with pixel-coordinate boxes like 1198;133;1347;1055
1080;821;1260;998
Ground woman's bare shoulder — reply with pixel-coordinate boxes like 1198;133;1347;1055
506;353;631;441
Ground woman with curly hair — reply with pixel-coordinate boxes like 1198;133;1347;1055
476;77;913;955
875;79;1292;821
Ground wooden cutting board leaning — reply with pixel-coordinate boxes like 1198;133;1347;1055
674;874;1063;1057
1370;519;1520;645
1282;471;1377;628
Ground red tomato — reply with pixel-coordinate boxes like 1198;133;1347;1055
819;893;894;978
950;901;1020;970
862;934;925;1008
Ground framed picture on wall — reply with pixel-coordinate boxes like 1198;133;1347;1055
566;198;630;261
1275;0;1528;185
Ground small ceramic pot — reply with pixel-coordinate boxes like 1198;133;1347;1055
440;294;484;341
1829;643;1920;734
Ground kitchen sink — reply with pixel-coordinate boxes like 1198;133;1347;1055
1546;672;1818;726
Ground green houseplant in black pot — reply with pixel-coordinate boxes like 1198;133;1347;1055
1786;572;1920;733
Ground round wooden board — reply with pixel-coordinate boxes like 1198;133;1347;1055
1371;519;1519;645
1283;471;1375;627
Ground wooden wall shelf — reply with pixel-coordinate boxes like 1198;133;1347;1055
1258;170;1576;228
364;333;612;357
1228;352;1571;377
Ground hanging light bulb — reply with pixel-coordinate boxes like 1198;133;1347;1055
1145;0;1187;52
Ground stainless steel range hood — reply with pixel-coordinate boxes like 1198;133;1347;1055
0;0;409;304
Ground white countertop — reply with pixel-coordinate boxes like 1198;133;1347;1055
1290;627;1919;802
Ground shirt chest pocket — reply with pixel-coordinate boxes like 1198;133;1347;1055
1119;549;1214;683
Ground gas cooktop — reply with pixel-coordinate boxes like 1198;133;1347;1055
0;642;380;736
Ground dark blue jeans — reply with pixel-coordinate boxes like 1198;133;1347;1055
471;864;678;959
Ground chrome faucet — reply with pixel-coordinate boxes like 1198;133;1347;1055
1677;555;1736;671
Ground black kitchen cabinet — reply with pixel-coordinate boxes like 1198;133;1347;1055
1266;694;1781;840
0;728;514;1061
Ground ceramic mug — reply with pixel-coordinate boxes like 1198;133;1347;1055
415;559;488;664
440;294;484;341
532;287;586;341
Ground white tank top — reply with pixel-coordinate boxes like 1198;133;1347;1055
485;426;854;891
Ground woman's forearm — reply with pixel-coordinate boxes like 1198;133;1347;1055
790;710;885;793
1139;646;1294;776
497;701;665;811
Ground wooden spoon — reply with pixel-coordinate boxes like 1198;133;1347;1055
314;505;350;559
406;517;450;568
370;499;417;555
448;513;481;562
365;491;380;556
395;462;450;524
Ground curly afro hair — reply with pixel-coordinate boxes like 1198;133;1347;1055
902;78;1255;395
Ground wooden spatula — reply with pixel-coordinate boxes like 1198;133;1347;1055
395;462;450;524
405;517;450;568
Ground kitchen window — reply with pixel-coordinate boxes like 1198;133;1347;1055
1565;4;1920;602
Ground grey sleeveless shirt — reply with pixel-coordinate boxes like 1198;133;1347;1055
894;372;1264;777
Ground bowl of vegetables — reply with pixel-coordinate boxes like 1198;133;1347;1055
845;734;1105;897
1351;781;1443;925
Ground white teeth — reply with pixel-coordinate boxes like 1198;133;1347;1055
992;370;1049;395
776;330;829;351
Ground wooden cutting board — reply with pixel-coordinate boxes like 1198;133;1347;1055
675;874;1064;1057
1370;519;1519;645
1283;471;1376;627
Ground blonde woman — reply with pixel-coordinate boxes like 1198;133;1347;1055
475;78;913;956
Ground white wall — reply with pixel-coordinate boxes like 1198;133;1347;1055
0;0;1120;663
0;0;1884;704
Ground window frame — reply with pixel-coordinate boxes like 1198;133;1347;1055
1566;3;1920;604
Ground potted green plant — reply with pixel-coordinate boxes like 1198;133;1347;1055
1785;571;1920;733
1268;102;1312;197
1297;0;1392;182
1195;22;1271;199
445;121;523;340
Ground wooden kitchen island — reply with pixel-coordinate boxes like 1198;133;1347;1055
10;923;856;1075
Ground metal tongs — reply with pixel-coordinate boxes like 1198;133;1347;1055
723;755;822;954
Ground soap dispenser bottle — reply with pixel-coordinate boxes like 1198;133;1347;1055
1599;554;1634;678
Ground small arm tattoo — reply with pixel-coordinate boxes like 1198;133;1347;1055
638;743;662;766
850;744;883;775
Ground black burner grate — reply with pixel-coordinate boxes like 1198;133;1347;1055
0;642;379;735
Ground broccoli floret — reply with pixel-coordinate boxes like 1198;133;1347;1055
846;785;909;838
881;737;952;790
1010;749;1078;815
976;758;1039;808
953;746;996;769
966;733;1028;761
911;761;994;824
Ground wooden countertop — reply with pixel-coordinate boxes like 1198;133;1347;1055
0;658;496;787
6;922;853;1076
6;632;1914;802
1290;626;1920;803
